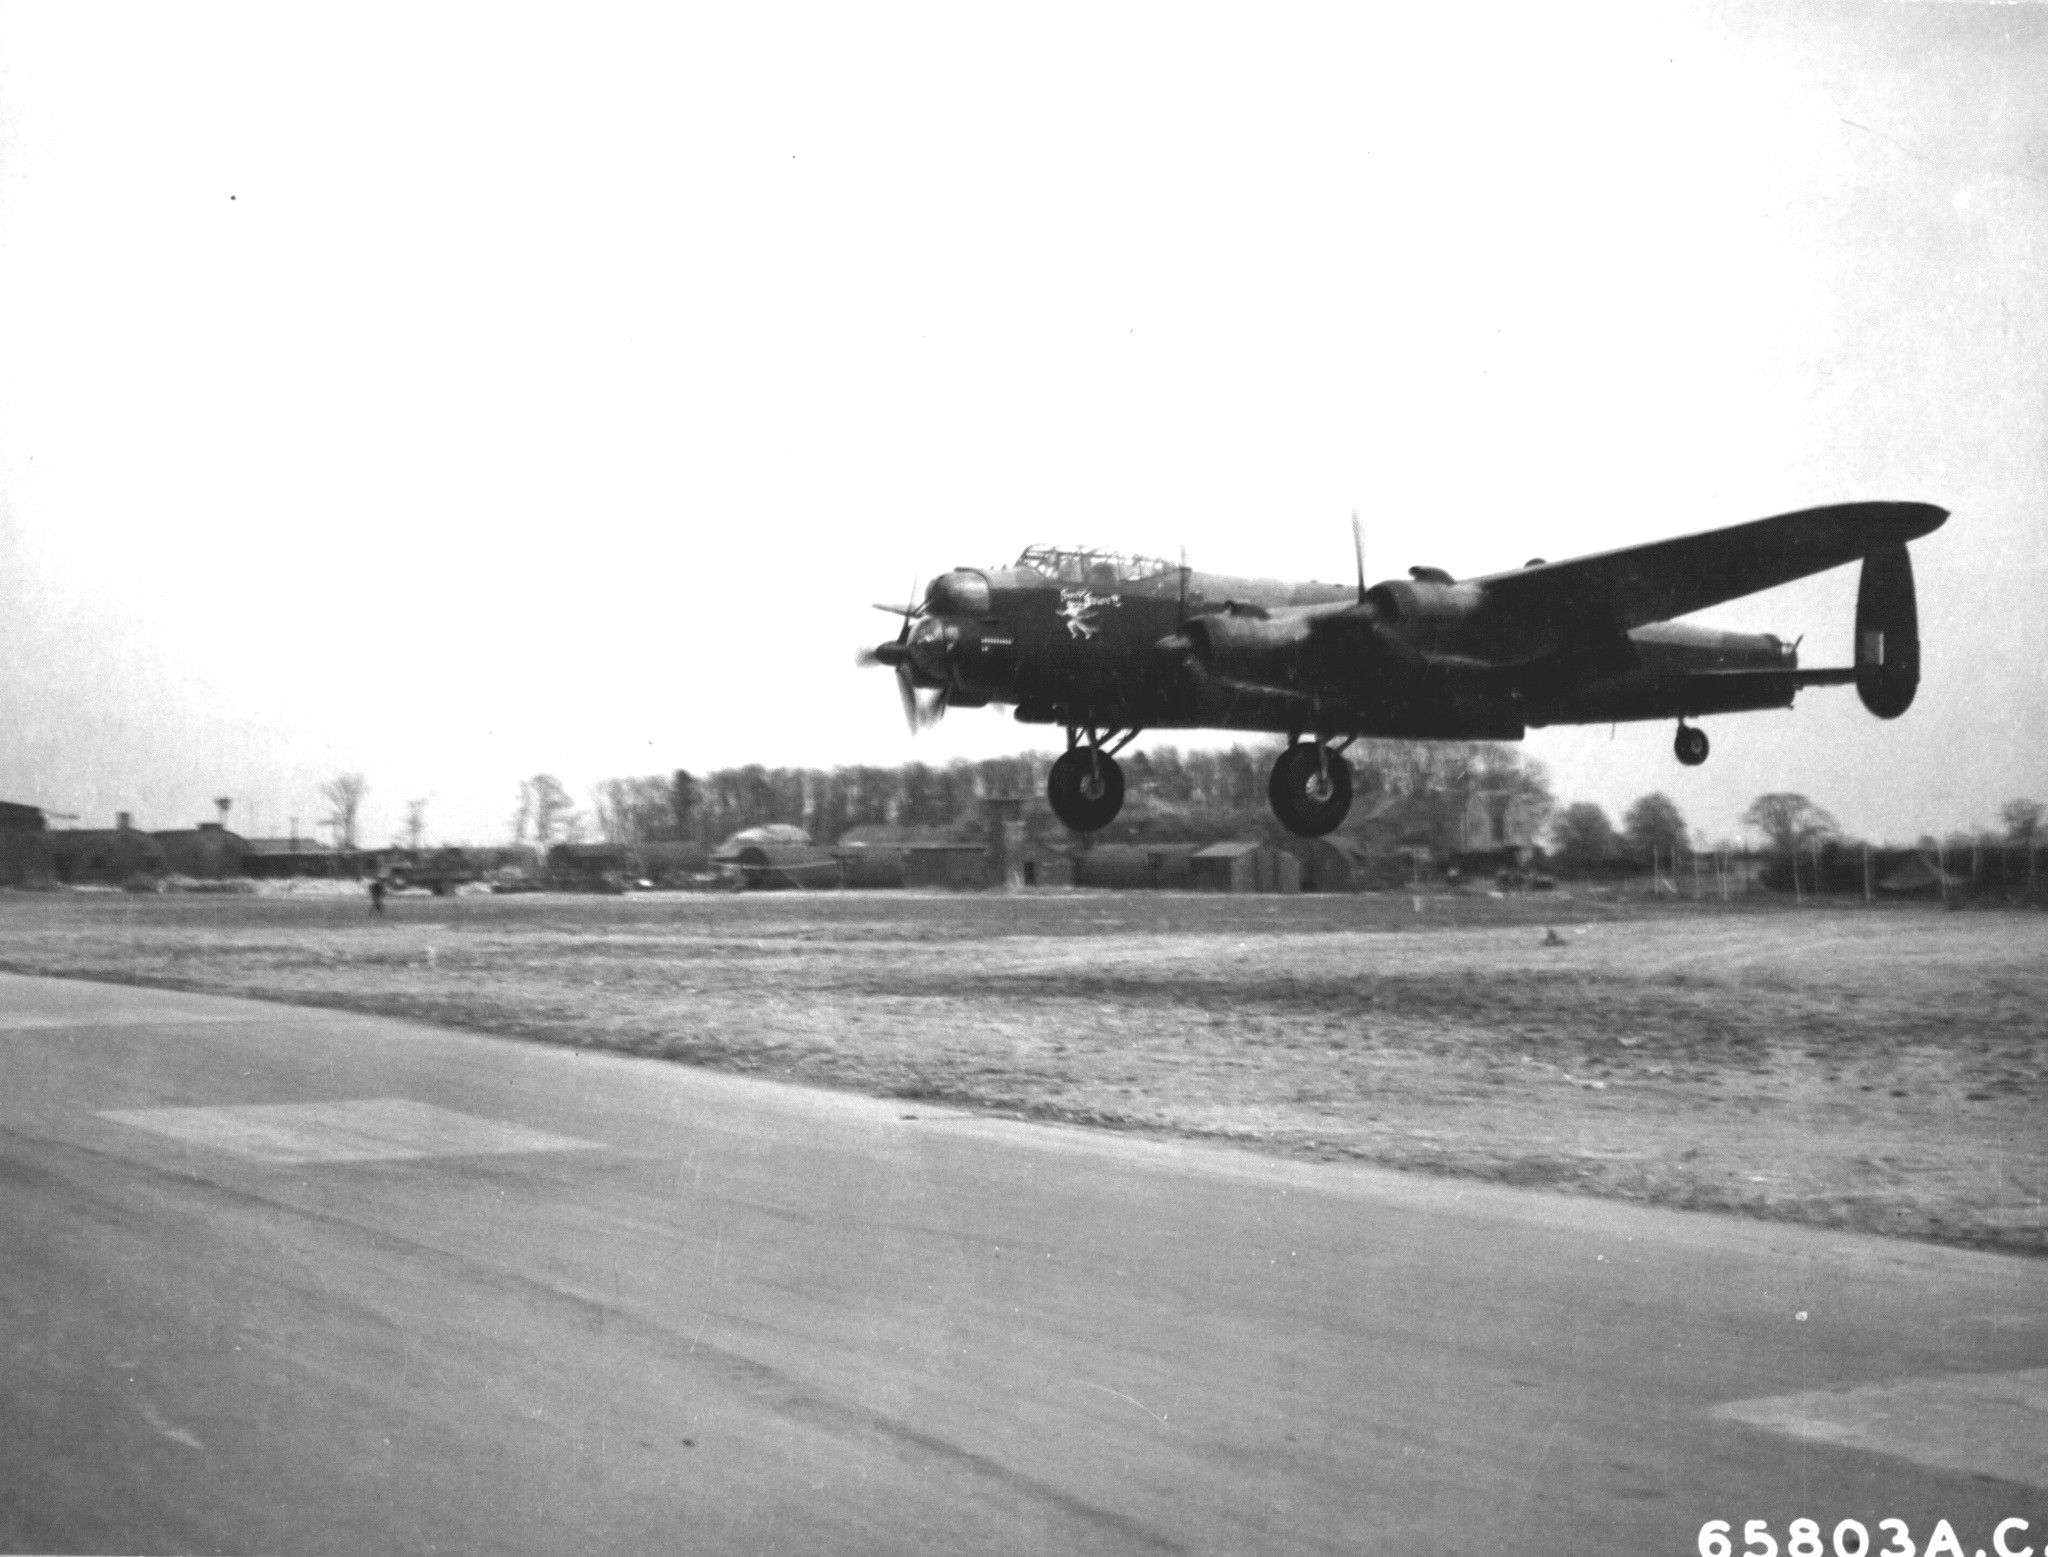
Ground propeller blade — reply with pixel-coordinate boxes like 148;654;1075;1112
896;664;920;733
869;578;936;733
1178;544;1188;625
1352;509;1367;605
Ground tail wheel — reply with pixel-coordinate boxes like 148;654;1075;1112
1674;724;1710;767
1048;749;1125;832
1269;744;1353;837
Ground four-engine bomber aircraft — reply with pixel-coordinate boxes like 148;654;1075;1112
862;501;1948;836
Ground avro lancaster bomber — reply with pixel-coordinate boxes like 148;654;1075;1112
862;501;1947;836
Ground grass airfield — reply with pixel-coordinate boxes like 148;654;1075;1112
1;887;2040;1256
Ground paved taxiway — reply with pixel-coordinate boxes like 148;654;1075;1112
2;972;2042;1555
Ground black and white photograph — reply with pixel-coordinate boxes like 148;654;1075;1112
1;3;2043;1552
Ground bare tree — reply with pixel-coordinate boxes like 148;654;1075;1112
527;774;578;848
671;770;700;841
401;797;430;852
322;773;369;850
590;780;646;846
510;781;534;847
590;776;675;845
591;781;628;846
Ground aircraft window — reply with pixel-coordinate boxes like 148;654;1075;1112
1013;546;1175;585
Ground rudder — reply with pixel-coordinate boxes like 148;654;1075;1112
1855;542;1919;719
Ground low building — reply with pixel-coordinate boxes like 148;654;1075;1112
904;843;988;890
1073;844;1198;890
0;801;53;887
547;841;711;890
636;841;713;884
240;836;336;879
833;825;954;889
1009;843;1075;889
1191;840;1300;894
240;839;393;880
388;846;501;895
835;843;907;889
152;822;249;879
1287;834;1373;893
48;815;167;885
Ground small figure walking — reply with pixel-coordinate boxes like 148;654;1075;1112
369;877;387;915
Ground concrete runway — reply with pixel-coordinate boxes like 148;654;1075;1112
2;972;2042;1556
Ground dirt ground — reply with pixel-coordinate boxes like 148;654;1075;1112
1;888;2041;1255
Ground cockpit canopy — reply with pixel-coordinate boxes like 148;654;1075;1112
1012;545;1178;588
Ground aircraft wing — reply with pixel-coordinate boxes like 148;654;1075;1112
1473;502;1947;634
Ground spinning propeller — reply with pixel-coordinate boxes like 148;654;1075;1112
858;580;951;733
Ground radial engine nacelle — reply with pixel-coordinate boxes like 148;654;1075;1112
1180;609;1314;684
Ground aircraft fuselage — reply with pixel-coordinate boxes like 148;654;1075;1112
914;559;1799;741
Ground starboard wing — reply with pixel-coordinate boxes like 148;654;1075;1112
1472;501;1946;634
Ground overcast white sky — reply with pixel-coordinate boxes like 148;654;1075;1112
2;1;2043;848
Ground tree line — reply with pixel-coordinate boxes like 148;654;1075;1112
1547;790;2048;876
532;741;1558;851
326;755;2041;873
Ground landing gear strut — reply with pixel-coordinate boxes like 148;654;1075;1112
1047;726;1136;833
1268;740;1354;837
1674;722;1710;767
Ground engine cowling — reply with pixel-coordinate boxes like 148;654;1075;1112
1362;579;1492;659
1854;542;1920;719
1182;611;1315;684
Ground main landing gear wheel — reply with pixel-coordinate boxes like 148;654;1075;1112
1674;723;1710;767
1269;743;1353;837
1047;748;1125;833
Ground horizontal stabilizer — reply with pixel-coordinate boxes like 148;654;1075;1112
1685;667;1857;688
